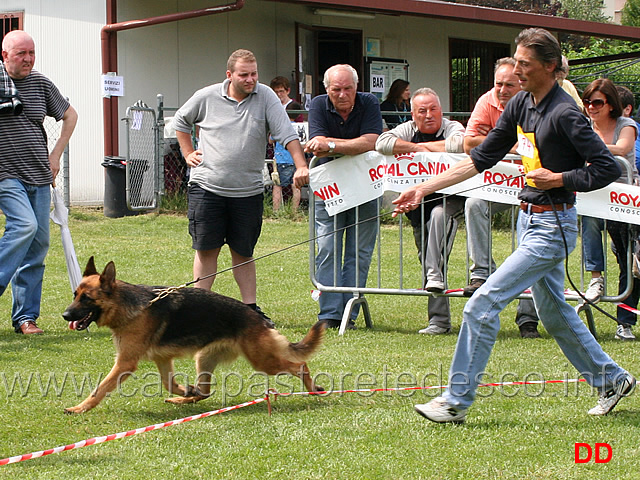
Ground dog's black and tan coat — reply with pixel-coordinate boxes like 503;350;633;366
62;257;325;414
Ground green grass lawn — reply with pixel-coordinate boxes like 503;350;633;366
0;208;638;479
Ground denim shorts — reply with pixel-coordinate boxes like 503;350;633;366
276;163;295;188
187;184;263;257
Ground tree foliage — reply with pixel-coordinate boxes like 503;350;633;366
446;0;640;96
621;0;640;27
449;0;611;22
451;0;561;15
558;0;610;23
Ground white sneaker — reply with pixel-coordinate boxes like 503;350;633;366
415;397;467;423
418;324;452;335
615;324;636;341
588;373;636;416
425;280;445;292
584;277;605;304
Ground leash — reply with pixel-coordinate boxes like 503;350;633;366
149;174;526;305
546;193;619;323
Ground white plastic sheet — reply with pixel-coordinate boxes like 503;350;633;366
50;187;82;292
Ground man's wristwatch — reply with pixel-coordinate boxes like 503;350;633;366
328;141;336;154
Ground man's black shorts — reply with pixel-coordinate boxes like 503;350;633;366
187;184;263;257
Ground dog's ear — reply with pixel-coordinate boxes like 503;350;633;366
100;261;117;294
84;256;98;276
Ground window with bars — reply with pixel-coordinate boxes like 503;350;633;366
1;12;24;44
449;38;510;117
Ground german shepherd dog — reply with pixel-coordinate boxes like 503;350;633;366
62;257;325;414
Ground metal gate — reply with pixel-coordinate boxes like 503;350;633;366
123;101;160;210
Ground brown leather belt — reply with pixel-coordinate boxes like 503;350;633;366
520;202;573;213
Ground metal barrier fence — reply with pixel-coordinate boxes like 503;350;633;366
308;155;636;337
116;104;470;212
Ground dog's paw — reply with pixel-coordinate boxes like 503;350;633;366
64;406;83;414
164;396;203;405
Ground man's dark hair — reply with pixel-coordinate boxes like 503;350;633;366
616;85;635;111
515;28;562;74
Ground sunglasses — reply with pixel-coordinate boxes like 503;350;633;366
584;98;607;109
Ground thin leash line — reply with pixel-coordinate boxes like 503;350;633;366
150;174;526;303
546;195;619;323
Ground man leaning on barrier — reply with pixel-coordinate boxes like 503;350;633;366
305;64;382;330
463;57;541;339
394;28;635;423
376;87;465;335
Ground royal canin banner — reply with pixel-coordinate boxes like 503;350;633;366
309;151;640;225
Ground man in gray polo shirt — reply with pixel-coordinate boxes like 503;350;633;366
174;49;308;326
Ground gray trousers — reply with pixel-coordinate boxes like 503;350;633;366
414;196;466;284
465;197;538;325
412;197;465;328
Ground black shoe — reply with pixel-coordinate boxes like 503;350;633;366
463;278;486;297
519;322;541;339
254;305;275;328
322;319;356;330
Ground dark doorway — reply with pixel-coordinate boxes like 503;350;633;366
449;38;510;116
296;24;362;103
317;30;362;94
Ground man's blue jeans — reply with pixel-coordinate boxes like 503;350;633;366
0;179;50;331
314;199;378;321
442;206;627;409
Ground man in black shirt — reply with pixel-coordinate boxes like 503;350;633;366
394;28;634;423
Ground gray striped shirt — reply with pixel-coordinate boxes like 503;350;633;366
0;70;70;185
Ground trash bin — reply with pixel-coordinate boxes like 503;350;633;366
102;156;137;218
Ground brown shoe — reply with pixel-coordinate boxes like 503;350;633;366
463;278;486;297
19;321;44;335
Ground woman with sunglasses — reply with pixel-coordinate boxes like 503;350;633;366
581;78;639;340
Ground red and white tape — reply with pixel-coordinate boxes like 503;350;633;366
0;378;587;466
616;303;640;315
0;397;266;466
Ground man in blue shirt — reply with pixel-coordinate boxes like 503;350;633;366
394;28;634;423
305;64;382;329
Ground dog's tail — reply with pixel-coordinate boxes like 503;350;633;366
286;320;326;362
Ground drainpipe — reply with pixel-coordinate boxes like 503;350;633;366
101;0;245;158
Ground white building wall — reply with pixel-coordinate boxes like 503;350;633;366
3;0;521;205
115;0;519;117
3;0;106;204
603;0;627;24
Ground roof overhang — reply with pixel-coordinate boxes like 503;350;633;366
274;0;640;42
